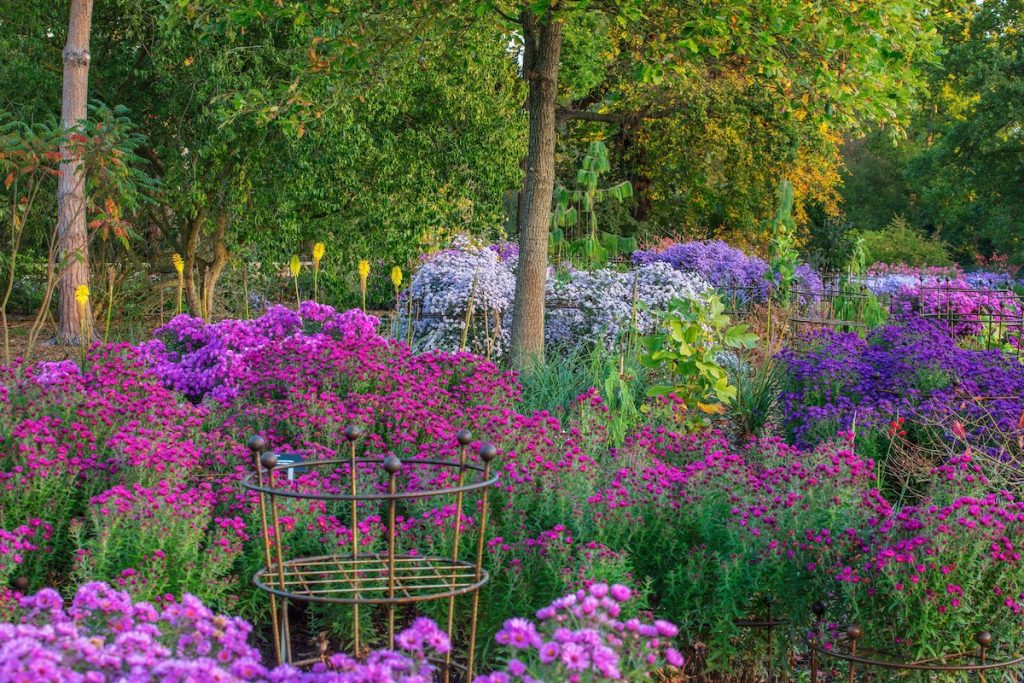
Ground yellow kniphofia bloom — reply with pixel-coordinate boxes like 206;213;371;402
75;284;90;307
391;266;403;290
358;259;370;282
312;242;325;265
289;255;301;278
171;253;184;275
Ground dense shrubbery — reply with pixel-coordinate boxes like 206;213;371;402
1;582;452;682
856;217;952;267
779;316;1024;471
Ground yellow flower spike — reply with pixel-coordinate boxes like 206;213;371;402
75;284;90;307
289;255;302;309
312;243;326;303
390;266;403;291
358;259;370;311
171;253;184;275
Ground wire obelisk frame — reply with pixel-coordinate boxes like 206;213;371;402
245;429;498;680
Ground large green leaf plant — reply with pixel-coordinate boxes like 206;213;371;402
640;293;758;430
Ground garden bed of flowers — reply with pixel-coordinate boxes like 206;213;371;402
2;292;1024;680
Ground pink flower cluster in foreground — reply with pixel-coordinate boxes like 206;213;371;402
474;582;683;683
0;582;447;683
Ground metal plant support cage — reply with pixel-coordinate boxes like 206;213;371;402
242;428;500;681
910;284;1024;361
806;603;1024;682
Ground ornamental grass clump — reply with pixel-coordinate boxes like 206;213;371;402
475;583;684;683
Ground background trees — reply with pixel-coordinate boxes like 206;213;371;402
197;0;943;365
841;0;1023;264
8;0;1020;352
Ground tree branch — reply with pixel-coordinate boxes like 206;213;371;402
491;5;519;25
556;104;695;124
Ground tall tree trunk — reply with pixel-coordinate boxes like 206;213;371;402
509;10;562;369
55;0;95;344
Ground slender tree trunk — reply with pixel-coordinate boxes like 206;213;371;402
181;209;205;317
509;10;562;369
201;210;230;320
55;0;95;344
617;122;652;222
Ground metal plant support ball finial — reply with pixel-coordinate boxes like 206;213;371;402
243;428;499;681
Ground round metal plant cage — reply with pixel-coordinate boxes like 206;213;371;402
242;427;499;682
807;603;1024;682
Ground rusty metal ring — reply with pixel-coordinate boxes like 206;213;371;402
253;553;489;605
241;457;500;502
808;641;1024;673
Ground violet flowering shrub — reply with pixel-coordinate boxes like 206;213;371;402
140;302;380;402
545;262;709;347
403;237;516;357
631;240;823;307
779;317;1024;467
0;347;206;590
829;453;1024;661
1;581;448;682
859;264;1016;298
474;583;685;683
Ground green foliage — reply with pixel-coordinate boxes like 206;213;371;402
857;216;952;267
640;293;758;429
550;141;634;267
517;343;647;445
833;280;888;332
766;180;799;305
841;2;1024;264
803;212;860;274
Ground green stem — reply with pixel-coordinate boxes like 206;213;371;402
103;281;114;345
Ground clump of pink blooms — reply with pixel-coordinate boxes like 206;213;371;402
0;582;447;683
829;452;1024;653
474;583;684;683
140;302;380;402
891;278;1023;337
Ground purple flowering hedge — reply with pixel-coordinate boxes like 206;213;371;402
780;316;1024;462
632;240;824;305
2;302;1024;678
